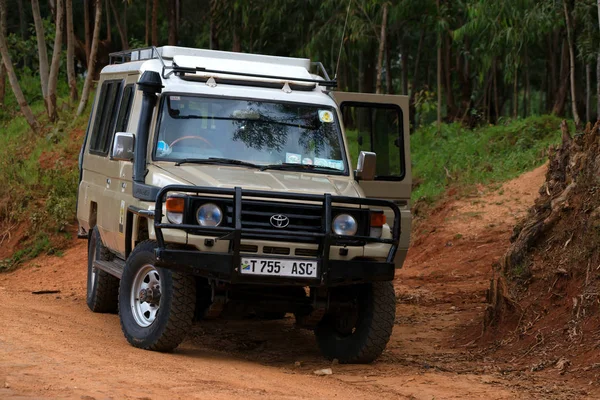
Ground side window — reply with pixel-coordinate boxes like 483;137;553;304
341;103;405;180
115;84;134;132
89;80;124;155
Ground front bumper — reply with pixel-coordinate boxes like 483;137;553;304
153;185;400;287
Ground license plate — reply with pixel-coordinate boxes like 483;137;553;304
240;257;318;278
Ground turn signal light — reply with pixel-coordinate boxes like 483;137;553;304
166;197;185;213
370;212;386;227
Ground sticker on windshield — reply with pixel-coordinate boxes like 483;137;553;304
318;110;334;123
286;153;301;164
170;96;181;101
315;157;344;170
302;158;313;165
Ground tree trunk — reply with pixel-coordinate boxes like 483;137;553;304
563;0;581;126
375;3;388;94
524;45;530;118
66;0;78;103
586;63;591;123
0;0;5;107
513;65;518;118
597;0;600;120
232;5;241;52
104;0;111;42
151;0;159;46
409;29;424;128
209;0;218;49
400;35;408;95
553;38;569;115
436;0;442;133
0;0;38;131
109;0;129;49
84;0;91;61
385;32;392;94
168;0;177;45
17;0;26;39
48;0;64;122
493;57;499;122
77;0;102;117
32;0;50;114
145;0;150;45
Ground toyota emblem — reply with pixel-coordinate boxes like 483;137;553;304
270;214;290;228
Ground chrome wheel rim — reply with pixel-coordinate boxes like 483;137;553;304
130;264;161;327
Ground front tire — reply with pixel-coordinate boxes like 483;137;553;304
119;240;196;352
315;282;396;364
86;227;119;313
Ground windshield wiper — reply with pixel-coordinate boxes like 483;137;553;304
259;163;342;173
174;157;260;168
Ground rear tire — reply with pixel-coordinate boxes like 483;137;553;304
315;282;396;364
86;227;119;313
119;240;196;352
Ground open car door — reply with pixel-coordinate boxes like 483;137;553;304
333;92;411;202
333;92;411;266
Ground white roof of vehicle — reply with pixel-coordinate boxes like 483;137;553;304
103;46;316;81
101;46;334;105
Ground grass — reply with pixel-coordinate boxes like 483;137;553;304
0;77;90;271
410;115;568;203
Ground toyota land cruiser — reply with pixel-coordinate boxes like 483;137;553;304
77;46;411;363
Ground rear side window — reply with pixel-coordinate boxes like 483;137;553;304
115;84;135;132
89;80;124;155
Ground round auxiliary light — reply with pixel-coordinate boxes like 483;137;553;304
332;214;358;236
196;203;223;227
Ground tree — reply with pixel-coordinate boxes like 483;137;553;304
0;0;6;107
31;0;50;114
0;0;38;131
168;0;178;45
109;0;129;50
562;0;581;126
151;0;158;46
375;3;388;94
598;0;600;119
66;0;78;103
77;0;102;116
47;0;64;122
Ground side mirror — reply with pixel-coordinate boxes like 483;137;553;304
111;132;135;161
355;151;376;181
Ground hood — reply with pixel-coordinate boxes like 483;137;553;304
147;163;363;197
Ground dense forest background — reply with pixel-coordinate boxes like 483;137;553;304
0;0;599;131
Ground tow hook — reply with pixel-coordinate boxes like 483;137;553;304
139;285;161;304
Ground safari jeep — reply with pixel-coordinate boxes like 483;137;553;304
77;46;411;364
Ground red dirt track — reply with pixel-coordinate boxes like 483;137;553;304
1;165;597;399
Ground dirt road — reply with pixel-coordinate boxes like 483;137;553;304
0;165;595;399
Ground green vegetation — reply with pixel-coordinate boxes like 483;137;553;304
0;88;89;271
411;115;567;202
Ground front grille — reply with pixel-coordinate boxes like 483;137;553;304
263;246;290;255
295;248;319;257
239;244;258;253
226;200;323;235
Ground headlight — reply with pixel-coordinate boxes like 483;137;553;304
332;214;358;236
197;203;223;227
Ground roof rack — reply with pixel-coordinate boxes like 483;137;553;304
162;64;336;88
108;46;337;88
109;46;166;67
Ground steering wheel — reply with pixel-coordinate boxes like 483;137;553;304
170;135;213;148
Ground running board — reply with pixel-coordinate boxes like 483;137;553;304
93;258;125;279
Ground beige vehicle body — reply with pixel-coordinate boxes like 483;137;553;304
78;46;412;363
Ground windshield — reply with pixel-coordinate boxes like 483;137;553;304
153;95;347;173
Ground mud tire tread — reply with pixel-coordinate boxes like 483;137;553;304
315;281;396;364
119;240;196;352
87;227;119;313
